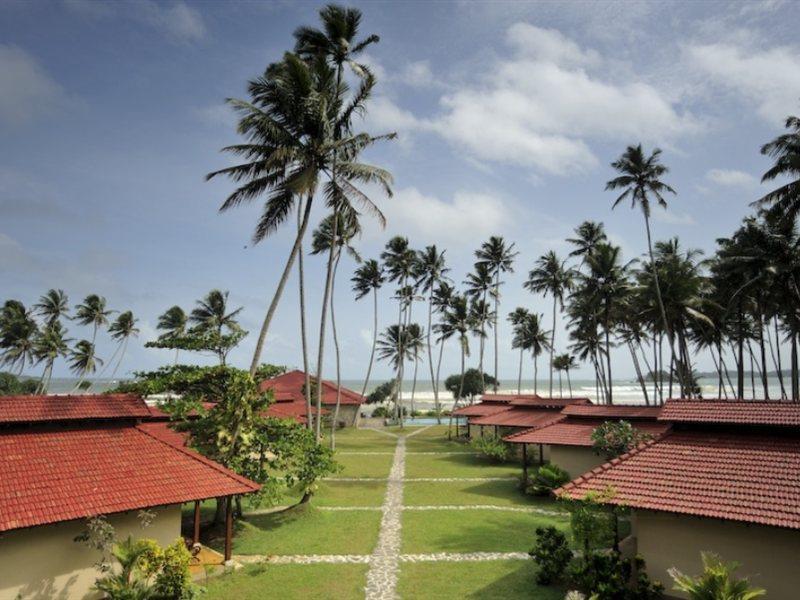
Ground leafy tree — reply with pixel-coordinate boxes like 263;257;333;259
156;306;187;364
0;371;38;395
529;526;572;584
669;553;766;600
444;368;498;403
754;110;800;225
591;420;653;460
0;300;38;375
366;379;396;405
189;290;242;365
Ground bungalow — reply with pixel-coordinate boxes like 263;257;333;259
0;394;260;600
558;400;800;600
451;393;517;437
259;369;363;427
504;404;669;478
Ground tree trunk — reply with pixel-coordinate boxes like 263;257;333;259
757;308;769;399
479;288;487;393
330;251;343;449
771;316;787;399
493;271;500;392
533;354;538;394
792;333;799;401
359;288;379;400
628;340;649;405
605;309;613;405
297;197;313;430
566;368;573;397
448;342;466;439
549;297;556;397
426;291;440;421
249;196;314;376
517;348;523;394
435;336;445;424
737;304;745;399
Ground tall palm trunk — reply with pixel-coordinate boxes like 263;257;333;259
108;337;129;383
628;340;649;405
737;304;745;399
425;291;439;422
517;348;523;394
757;308;769;399
249;197;314;376
297;198;313;430
448;340;466;438
557;370;563;398
533;354;539;394
493;271;500;392
792;333;799;401
566;368;573;397
434;336;445;424
549;298;556;397
479;288;487;392
314;203;340;439
330;251;343;449
359;288;379;399
604;311;613;405
771;317;787;399
410;348;419;414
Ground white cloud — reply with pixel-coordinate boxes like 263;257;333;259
686;41;800;122
0;45;64;125
399;60;435;87
427;23;697;175
381;187;512;246
705;168;758;188
653;209;696;226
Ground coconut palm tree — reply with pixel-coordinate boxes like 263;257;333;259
189;290;243;365
508;307;530;394
376;323;423;427
567;221;607;262
553;353;577;397
34;289;69;326
156;306;187;364
311;209;361;447
465;262;494;392
521;312;551;395
74;294;112;346
606;144;678;390
33;320;70;393
431;282;455;420
106;311;139;383
352;259;385;399
476;236;518;391
754;111;800;224
0;300;38;376
69;340;102;388
415;246;450;422
525;251;573;397
435;294;475;436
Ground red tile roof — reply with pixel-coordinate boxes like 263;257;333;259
562;404;662;419
265;400;328;424
260;370;364;406
558;430;800;529
0;423;260;532
479;393;537;403
451;402;512;417
505;418;671;446
0;394;151;424
470;407;565;429
659;399;800;426
509;397;591;408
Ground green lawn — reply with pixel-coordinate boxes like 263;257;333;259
335;453;395;478
404;425;474;453
401;509;570;554
224;505;382;555
405;452;522;479
397;560;565;599
314;480;387;506
204;563;368;599
404;479;557;508
328;428;398;451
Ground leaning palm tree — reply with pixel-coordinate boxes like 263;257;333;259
476;236;518;391
415;246;450;422
376;323;422;427
189;290;243;365
69;340;102;391
74;294;112;345
0;300;38;376
311;209;361;448
525;251;573;397
34;289;69;326
553;353;577;397
156;306;187;364
352;259;385;399
106;311;139;383
606;144;678;390
753;111;800;224
33;320;70;393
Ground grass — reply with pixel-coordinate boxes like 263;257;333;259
405;452;522;479
334;453;395;478
221;504;382;555
327;428;398;451
401;509;570;554
204;563;368;599
314;480;387;506
403;479;559;509
397;560;565;600
404;425;475;453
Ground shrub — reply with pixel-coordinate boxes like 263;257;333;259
470;435;509;462
668;553;766;600
567;552;662;600
371;405;391;418
153;539;197;599
529;526;572;584
591;420;652;460
526;464;571;496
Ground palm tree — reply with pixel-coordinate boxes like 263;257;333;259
567;221;607;262
189;290;243;365
311;209;361;447
431;282;455;419
69;340;102;388
352;259;385;400
465;262;494;392
0;300;38;376
156;306;187;364
508;307;530;394
606;144;678;391
525;251;573;397
106;311;139;383
553;353;577;397
376;323;422;426
34;289;69;326
33;320;70;393
476;236;518;391
436;294;475;437
415;246;450;422
74;294;112;346
521;312;550;395
754;111;800;224
552;354;567;397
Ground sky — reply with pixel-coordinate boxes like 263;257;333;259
1;0;799;383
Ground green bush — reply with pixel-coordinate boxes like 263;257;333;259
0;372;38;395
567;552;662;600
470;435;509;462
529;526;572;584
526;464;571;496
371;406;391;418
669;553;765;600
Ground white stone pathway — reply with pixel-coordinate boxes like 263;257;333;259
324;476;517;482
339;451;480;456
234;551;529;565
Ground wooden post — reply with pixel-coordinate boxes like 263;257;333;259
522;444;528;485
224;496;233;561
193;500;201;545
538;443;544;466
494;425;499;438
480;425;484;439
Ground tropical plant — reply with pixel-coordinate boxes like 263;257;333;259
526;251;573;397
553;353;577;397
69;339;102;389
189;290;243;365
0;300;38;375
669;553;765;600
591;420;653;459
106;311;139;382
376;323;424;425
526;463;570;496
33;320;70;393
74;294;112;345
465;261;495;392
753;110;800;225
567;221;608;262
529;526;572;585
444;368;498;403
34;289;69;326
0;371;38;395
156;305;187;364
352;259;385;399
470;435;509;462
509;307;531;394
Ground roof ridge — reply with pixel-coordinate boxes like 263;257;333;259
135;424;260;491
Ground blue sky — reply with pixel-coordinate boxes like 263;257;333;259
1;0;799;381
